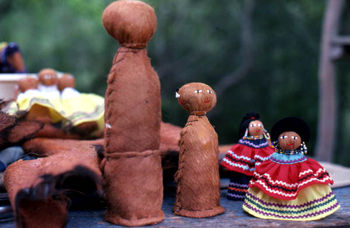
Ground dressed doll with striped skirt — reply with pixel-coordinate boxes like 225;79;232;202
243;117;340;220
221;112;275;200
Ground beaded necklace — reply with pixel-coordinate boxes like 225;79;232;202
272;141;308;155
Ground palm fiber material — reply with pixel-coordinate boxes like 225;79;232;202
4;139;103;228
174;83;225;218
102;150;164;226
0;111;43;150
102;1;163;226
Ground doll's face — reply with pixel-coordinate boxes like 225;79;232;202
38;69;58;86
278;131;301;150
176;83;217;113
18;77;39;92
58;74;75;91
248;120;264;137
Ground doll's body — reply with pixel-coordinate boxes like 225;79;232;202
104;46;161;152
58;73;103;137
58;73;80;100
11;69;104;138
37;68;60;99
101;1;164;226
221;112;274;200
174;82;225;218
243;117;340;221
17;77;41;101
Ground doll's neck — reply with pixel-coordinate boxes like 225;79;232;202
190;111;206;116
243;135;264;140
276;148;303;155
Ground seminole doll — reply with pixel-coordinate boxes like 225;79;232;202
173;82;225;218
221;112;274;200
243;117;340;220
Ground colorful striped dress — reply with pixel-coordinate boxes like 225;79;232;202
221;137;274;200
243;151;340;220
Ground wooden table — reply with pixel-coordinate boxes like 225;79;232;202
1;181;349;228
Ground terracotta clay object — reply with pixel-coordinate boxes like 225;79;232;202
173;82;225;218
4;138;104;228
102;0;163;226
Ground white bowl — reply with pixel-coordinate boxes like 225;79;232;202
0;74;37;100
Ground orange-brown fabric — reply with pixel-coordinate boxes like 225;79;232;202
103;150;164;226
4;139;103;228
0;112;43;150
22;138;104;156
102;0;157;49
7;121;43;144
102;0;163;226
159;122;181;153
177;82;217;114
35;123;83;139
104;47;161;153
173;83;225;218
0;111;16;132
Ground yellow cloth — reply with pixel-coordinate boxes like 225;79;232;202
243;184;340;221
0;42;8;50
7;93;105;136
61;93;105;132
17;96;64;123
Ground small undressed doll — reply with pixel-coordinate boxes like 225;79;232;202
58;73;80;100
37;68;60;99
14;69;63;123
221;111;274;200
17;76;41;101
173;82;225;218
57;73;104;136
243;117;340;221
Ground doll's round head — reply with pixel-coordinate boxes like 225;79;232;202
248;120;264;137
102;0;157;48
38;68;58;86
239;111;265;138
277;131;302;150
58;73;75;91
271;117;310;148
176;82;217;114
18;77;39;92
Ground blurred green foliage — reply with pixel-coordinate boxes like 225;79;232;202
1;0;349;165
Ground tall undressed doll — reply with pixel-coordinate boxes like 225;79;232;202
243;117;340;221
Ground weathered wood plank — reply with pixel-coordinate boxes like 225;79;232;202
332;36;350;45
2;184;348;227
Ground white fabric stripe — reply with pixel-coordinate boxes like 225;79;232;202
222;158;255;171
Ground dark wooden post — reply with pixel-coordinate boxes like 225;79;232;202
315;0;344;161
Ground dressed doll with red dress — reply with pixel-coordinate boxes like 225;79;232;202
243;117;340;220
221;112;275;200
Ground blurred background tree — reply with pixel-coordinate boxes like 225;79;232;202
1;0;349;166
